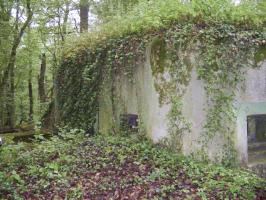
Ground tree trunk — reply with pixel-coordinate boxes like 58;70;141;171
80;0;89;33
0;0;33;91
61;2;70;41
26;24;34;123
38;53;46;103
0;73;4;131
28;77;33;122
6;62;15;128
0;0;33;130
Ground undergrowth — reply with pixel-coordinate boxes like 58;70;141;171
0;130;265;199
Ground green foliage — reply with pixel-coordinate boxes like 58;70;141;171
164;97;191;152
57;34;146;131
56;49;102;131
64;0;265;57
57;0;266;164
1;0;79;131
93;0;140;23
195;23;264;163
0;133;265;199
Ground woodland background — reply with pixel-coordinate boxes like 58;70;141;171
0;0;141;133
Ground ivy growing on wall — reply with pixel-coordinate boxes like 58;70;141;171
147;23;265;161
56;1;266;163
196;24;264;165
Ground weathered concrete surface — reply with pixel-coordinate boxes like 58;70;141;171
181;67;206;155
236;62;266;164
98;39;266;167
98;44;170;141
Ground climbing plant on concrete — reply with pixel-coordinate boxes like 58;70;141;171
196;24;265;165
56;0;266;164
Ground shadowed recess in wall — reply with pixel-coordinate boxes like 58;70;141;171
247;114;266;178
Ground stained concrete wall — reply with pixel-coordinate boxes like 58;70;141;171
98;44;170;141
98;41;266;164
236;62;266;164
181;63;207;155
182;61;266;163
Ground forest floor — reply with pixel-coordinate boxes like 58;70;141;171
0;131;265;200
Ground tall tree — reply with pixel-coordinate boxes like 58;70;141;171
0;1;13;131
27;27;34;122
38;53;46;103
80;0;89;32
0;0;33;130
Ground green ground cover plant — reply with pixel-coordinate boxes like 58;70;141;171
0;129;265;199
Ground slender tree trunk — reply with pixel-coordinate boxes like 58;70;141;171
26;24;34;123
7;62;15;128
80;0;89;33
0;0;33;91
0;79;6;131
28;77;33;122
0;73;3;131
38;53;46;103
61;2;69;41
0;2;12;131
0;0;33;130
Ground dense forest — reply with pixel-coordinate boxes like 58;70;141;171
0;0;139;133
0;0;266;199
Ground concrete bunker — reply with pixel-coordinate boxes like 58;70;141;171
98;36;266;176
235;62;266;176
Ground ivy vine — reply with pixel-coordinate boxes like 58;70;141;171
56;22;265;164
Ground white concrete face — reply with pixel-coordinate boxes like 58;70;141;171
182;68;206;155
243;62;266;102
135;54;170;141
98;40;266;164
236;61;266;164
98;44;170;141
181;58;227;160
